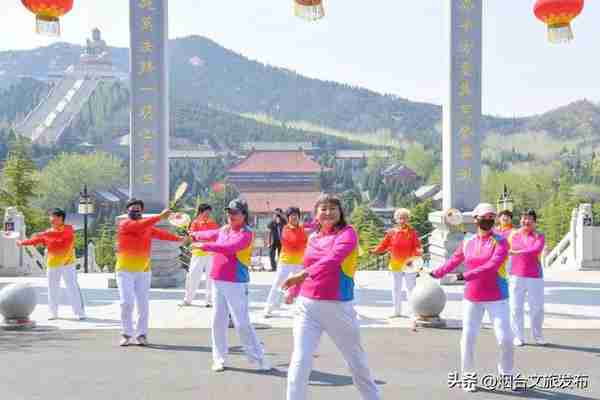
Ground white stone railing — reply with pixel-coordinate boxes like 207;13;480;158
21;246;45;276
543;203;600;271
543;233;570;269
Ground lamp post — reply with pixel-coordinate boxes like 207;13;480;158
78;185;95;273
497;184;515;214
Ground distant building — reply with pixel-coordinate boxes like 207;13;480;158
226;151;323;230
242;142;318;156
382;163;419;185
335;150;390;172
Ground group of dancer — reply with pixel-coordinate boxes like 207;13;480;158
16;193;546;397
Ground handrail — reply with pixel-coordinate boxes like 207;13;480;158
544;232;571;269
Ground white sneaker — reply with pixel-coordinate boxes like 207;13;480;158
212;362;225;372
77;316;87;321
263;311;272;319
513;338;524;347
535;338;547;346
389;314;402;319
119;335;132;347
136;335;149;346
48;315;58;321
257;359;272;371
178;301;192;307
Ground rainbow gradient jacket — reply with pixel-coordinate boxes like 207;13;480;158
192;225;254;283
432;233;509;302
290;225;359;302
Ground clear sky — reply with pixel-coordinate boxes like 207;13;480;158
2;1;598;117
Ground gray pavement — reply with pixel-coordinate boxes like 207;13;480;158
1;327;598;400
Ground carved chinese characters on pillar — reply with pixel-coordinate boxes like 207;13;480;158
444;0;482;211
130;0;169;212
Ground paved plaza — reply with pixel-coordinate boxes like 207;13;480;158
1;270;599;399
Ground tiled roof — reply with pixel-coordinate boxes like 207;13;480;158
229;151;322;174
335;150;390;159
242;191;322;213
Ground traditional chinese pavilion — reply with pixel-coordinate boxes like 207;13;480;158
226;151;323;229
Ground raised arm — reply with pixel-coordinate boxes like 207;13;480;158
513;233;545;257
371;231;392;255
462;239;509;281
19;233;47;247
120;215;162;233
191;228;220;242
431;242;465;278
151;227;182;242
201;230;253;255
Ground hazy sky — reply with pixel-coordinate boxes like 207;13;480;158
2;1;598;117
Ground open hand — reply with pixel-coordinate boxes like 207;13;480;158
284;293;295;305
159;208;172;219
282;271;308;290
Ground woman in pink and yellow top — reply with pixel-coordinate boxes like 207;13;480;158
264;207;308;318
18;208;85;320
494;209;515;241
371;208;422;319
192;198;270;373
507;209;546;347
283;195;380;400
430;203;514;393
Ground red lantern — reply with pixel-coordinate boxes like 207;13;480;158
211;182;225;193
294;0;325;21
534;0;584;43
21;0;74;37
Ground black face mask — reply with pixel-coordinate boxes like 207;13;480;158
128;210;142;220
477;218;495;231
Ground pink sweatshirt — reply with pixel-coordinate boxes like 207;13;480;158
431;233;509;302
192;225;254;283
508;230;545;278
493;225;515;241
289;225;359;302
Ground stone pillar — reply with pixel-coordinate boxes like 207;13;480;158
129;0;169;210
428;0;482;271
0;208;26;277
126;0;182;288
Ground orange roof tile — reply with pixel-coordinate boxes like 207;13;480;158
229;151;322;174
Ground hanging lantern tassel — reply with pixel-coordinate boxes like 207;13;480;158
294;0;325;21
534;0;584;44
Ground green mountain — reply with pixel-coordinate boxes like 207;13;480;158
1;35;599;154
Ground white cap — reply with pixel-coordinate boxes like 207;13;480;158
472;203;496;217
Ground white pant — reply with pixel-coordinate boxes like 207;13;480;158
184;255;213;304
509;276;544;342
461;299;514;376
264;263;303;313
287;297;380;400
47;265;85;318
391;271;416;316
117;271;151;337
212;280;265;364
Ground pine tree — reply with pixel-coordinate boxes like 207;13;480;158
350;204;384;270
0;134;46;234
95;223;116;272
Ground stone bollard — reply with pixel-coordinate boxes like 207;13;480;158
409;275;447;328
0;283;38;330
